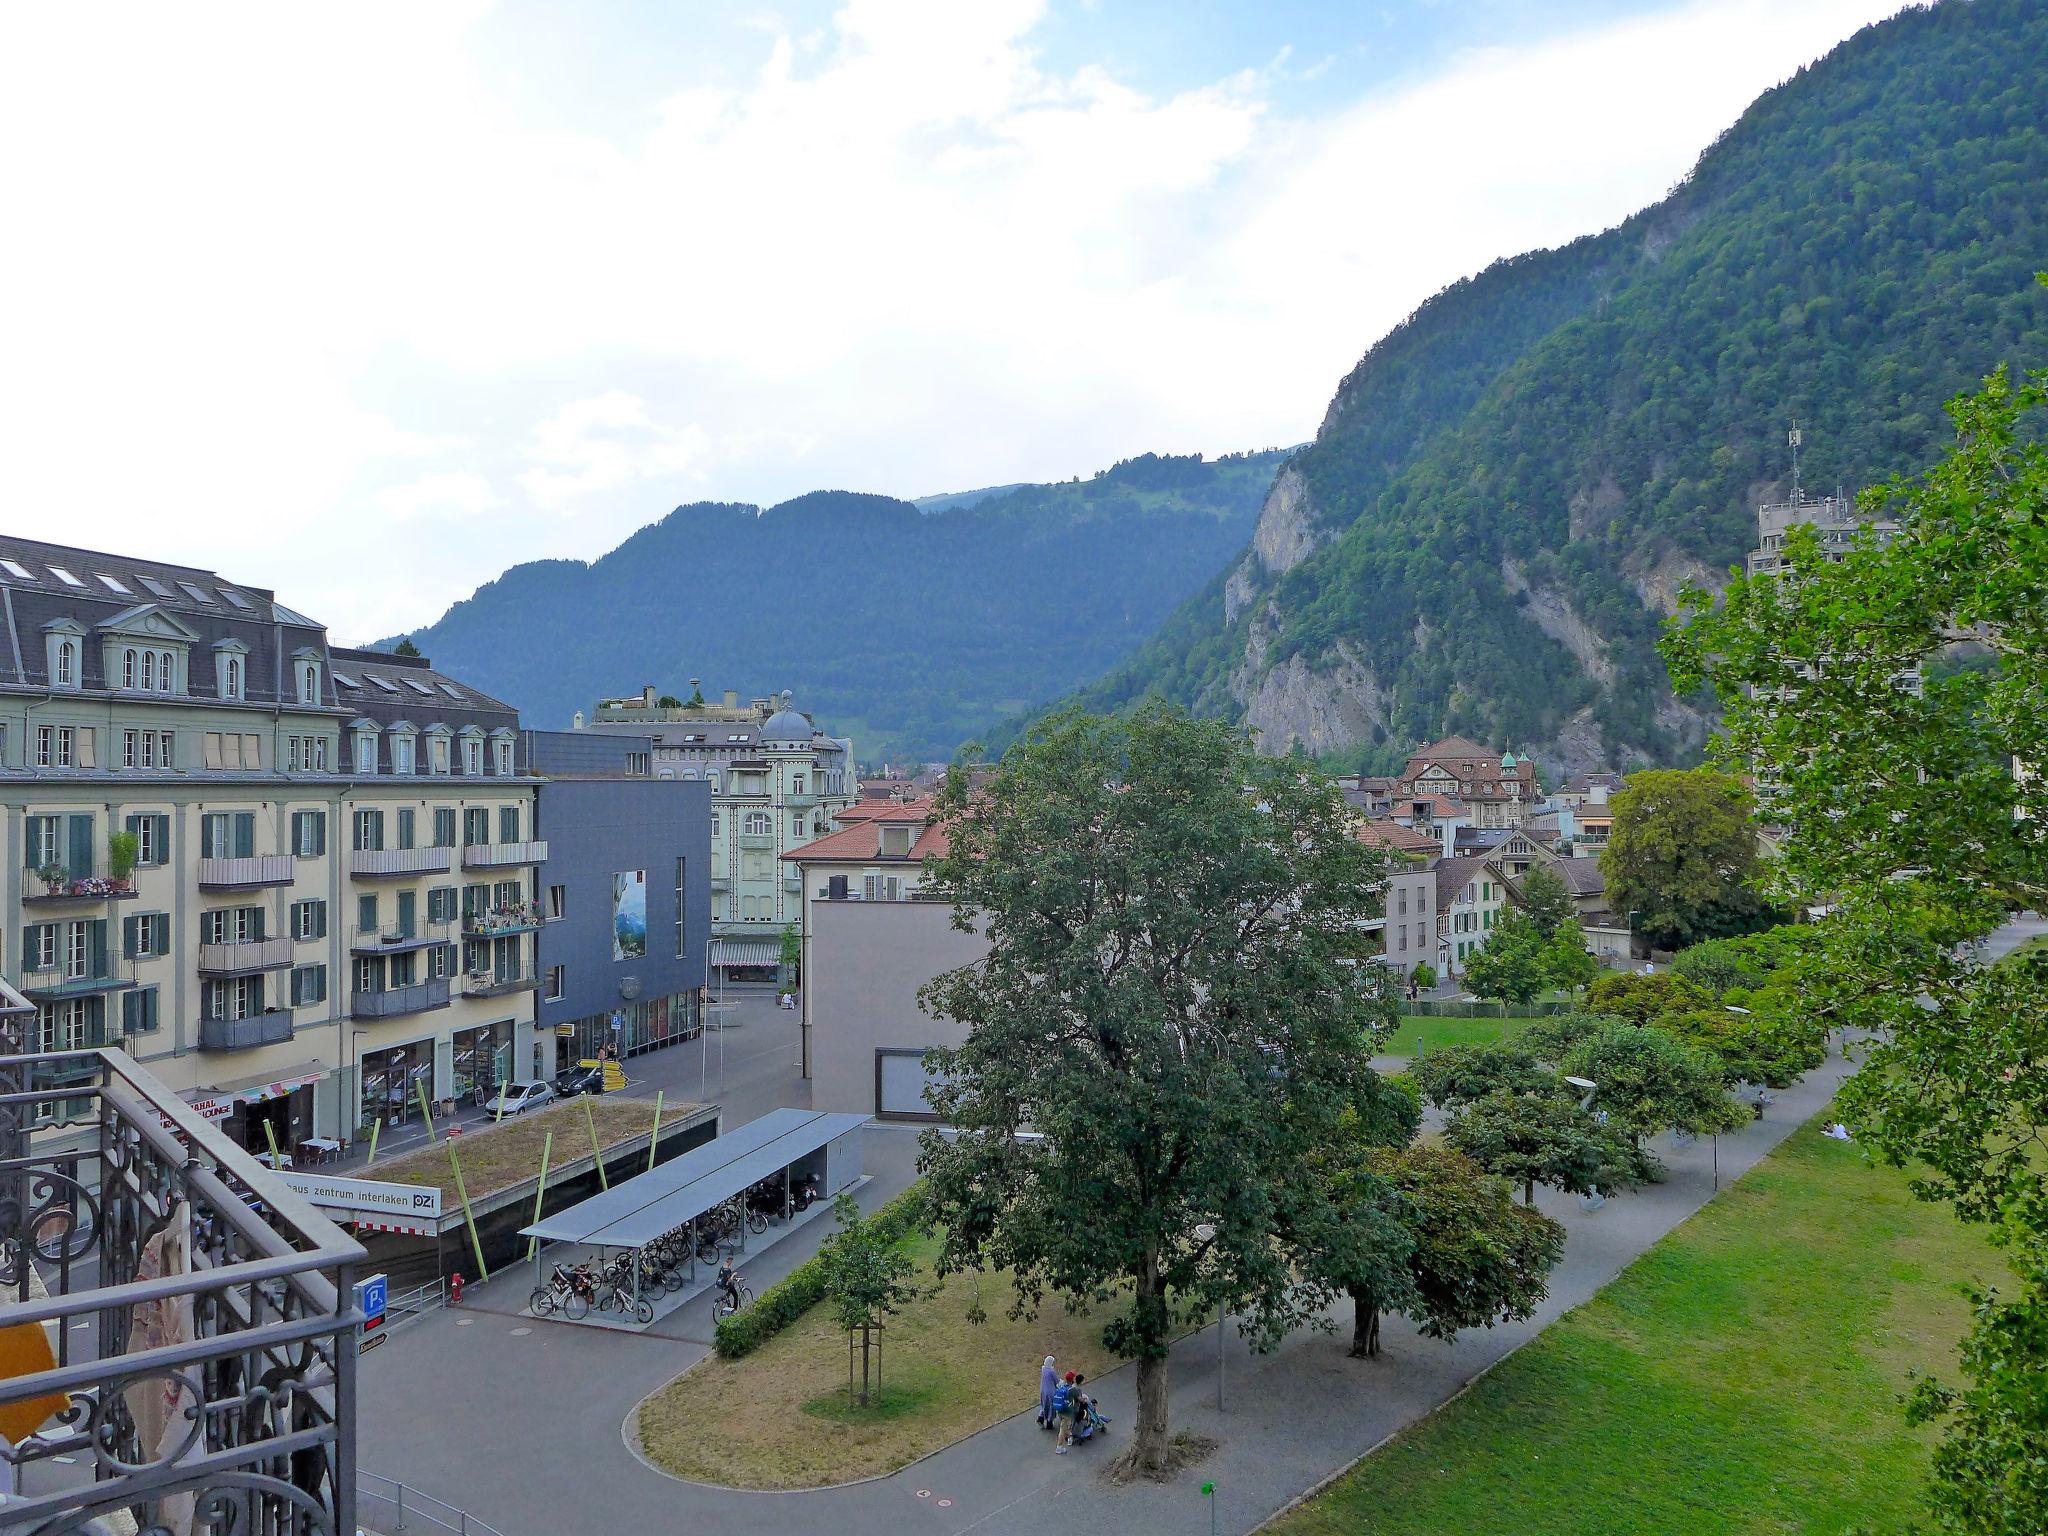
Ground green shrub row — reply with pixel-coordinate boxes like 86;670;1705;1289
713;1182;929;1358
1405;998;1573;1018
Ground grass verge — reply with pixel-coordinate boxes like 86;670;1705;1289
369;1097;704;1202
1382;1015;1532;1056
636;1232;1121;1488
1272;1118;1998;1536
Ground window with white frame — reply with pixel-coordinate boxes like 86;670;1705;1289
743;811;771;836
55;639;75;687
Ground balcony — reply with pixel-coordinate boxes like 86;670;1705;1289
197;934;296;975
198;853;295;889
198;1007;297;1050
0;996;361;1536
710;873;731;891
738;832;777;851
460;839;549;870
783;790;817;809
351;976;452;1020
21;861;138;906
783;874;803;891
18;963;129;1001
350;919;454;955
462;968;543;1000
349;845;454;879
462;904;545;939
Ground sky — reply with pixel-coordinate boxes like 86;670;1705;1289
2;0;1910;642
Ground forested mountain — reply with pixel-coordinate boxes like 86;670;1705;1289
387;451;1285;759
1067;0;2048;778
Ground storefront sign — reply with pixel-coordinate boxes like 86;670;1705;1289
280;1171;444;1221
181;1071;325;1123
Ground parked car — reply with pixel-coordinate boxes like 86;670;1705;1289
553;1064;605;1099
483;1081;556;1117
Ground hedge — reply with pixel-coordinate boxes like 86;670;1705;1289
1404;998;1573;1018
713;1182;929;1358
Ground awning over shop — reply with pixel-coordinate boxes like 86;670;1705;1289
709;940;780;968
184;1063;327;1119
520;1107;866;1250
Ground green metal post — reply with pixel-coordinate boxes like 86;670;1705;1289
527;1131;554;1262
365;1117;382;1167
415;1075;439;1143
646;1091;664;1174
584;1097;608;1190
447;1140;490;1282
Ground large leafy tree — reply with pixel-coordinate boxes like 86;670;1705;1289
1406;1043;1554;1111
1443;1089;1636;1207
915;706;1402;1478
1560;1022;1747;1158
1600;768;1772;948
1665;343;2048;1534
1348;1145;1565;1360
1516;864;1580;939
1538;924;1601;998
1463;909;1549;1004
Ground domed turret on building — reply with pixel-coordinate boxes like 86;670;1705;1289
760;690;813;744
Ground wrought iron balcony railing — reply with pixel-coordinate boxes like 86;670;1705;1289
0;983;364;1535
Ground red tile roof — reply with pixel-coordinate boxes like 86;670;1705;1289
785;798;950;864
1355;819;1439;854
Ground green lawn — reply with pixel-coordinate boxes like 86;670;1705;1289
1274;1120;1998;1536
1381;1016;1531;1056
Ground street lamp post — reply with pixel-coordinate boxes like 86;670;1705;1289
1193;1222;1224;1411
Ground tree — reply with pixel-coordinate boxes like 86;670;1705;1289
1516;864;1579;939
1586;971;1712;1024
1408;962;1437;994
1406;1043;1554;1111
657;694;683;709
818;1194;924;1407
916;706;1402;1478
1348;1144;1565;1359
1443;1089;1636;1206
778;924;802;986
1666;345;2048;1532
1516;1009;1611;1066
1463;909;1548;1004
1600;768;1771;949
1560;1022;1747;1162
1538;924;1600;997
391;637;421;657
1652;1006;1825;1090
1669;935;1772;996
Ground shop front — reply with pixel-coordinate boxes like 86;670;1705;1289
360;1037;435;1130
184;1070;326;1160
551;990;702;1073
452;1019;513;1105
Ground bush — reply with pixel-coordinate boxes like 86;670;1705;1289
714;1182;929;1358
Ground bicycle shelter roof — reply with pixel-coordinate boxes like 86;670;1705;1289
520;1107;866;1250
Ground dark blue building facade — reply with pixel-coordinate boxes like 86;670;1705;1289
521;731;711;1072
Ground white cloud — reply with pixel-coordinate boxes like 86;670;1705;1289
0;0;1906;643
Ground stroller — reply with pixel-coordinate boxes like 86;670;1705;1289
1070;1396;1111;1444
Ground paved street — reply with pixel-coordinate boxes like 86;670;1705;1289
357;1017;1858;1536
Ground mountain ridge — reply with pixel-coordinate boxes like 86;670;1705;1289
1066;0;2048;778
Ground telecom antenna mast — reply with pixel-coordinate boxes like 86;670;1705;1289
1788;425;1803;502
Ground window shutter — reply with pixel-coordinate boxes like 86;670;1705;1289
316;902;328;940
67;815;93;877
89;919;108;978
152;816;168;863
234;813;255;858
123;915;139;958
200;817;215;859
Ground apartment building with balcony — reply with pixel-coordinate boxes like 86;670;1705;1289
519;728;708;1073
0;537;540;1158
577;686;856;981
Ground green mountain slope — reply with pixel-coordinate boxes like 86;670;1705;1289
1073;0;2048;777
389;451;1285;760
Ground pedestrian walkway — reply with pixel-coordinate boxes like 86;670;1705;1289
359;1037;1854;1536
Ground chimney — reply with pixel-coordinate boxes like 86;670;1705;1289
723;690;738;708
643;686;656;706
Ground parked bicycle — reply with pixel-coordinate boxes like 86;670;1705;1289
530;1262;594;1320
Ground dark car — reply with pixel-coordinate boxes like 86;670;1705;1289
553;1064;605;1098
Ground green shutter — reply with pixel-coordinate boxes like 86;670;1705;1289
234;813;255;858
67;815;93;878
154;816;169;864
88;920;108;979
123;915;139;958
316;901;328;940
200;817;215;859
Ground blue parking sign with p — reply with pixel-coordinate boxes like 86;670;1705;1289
356;1273;388;1332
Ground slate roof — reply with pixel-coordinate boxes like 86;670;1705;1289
1434;854;1491;908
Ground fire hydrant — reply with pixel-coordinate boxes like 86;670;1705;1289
450;1272;464;1306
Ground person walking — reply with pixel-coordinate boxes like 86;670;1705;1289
1037;1355;1058;1429
1054;1371;1078;1453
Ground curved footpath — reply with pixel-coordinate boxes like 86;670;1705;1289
361;1045;1859;1536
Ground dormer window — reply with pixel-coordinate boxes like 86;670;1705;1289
213;639;249;702
491;733;515;776
390;726;417;775
56;640;75;686
464;739;482;775
352;721;380;775
122;648;137;688
300;661;319;703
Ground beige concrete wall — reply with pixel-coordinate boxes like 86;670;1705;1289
807;898;987;1118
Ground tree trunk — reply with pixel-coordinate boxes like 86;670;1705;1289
1525;1177;1536;1206
859;1319;872;1407
1348;1286;1381;1358
1114;1261;1172;1479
